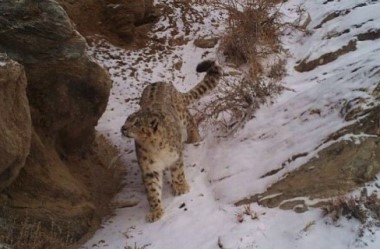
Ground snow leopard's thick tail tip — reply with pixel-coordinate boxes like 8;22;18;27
196;60;216;73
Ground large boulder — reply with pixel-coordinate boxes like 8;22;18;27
0;55;32;191
104;0;158;42
0;0;118;247
1;132;123;248
0;0;85;63
56;0;159;45
26;57;111;154
0;0;112;154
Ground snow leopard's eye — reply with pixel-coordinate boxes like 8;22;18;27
133;119;141;127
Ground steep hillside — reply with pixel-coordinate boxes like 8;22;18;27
83;0;380;248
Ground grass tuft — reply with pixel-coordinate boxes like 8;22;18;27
197;0;297;134
322;188;380;237
0;218;73;249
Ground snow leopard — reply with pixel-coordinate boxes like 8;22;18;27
121;60;222;222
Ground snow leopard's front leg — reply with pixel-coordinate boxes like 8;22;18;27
170;155;190;196
137;146;164;222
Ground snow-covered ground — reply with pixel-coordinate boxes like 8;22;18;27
82;0;380;248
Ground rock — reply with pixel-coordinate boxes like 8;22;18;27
236;105;380;211
0;0;85;63
106;0;155;26
294;40;357;72
0;1;118;247
0;55;32;191
25;57;111;154
0;0;112;155
339;97;369;121
279;200;308;213
194;37;219;48
1;132;123;248
104;0;159;42
56;0;159;45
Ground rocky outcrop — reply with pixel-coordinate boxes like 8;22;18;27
0;55;32;191
26;57;111;154
0;0;111;154
236;105;380;212
0;0;85;63
104;0;158;42
57;0;159;45
0;0;118;247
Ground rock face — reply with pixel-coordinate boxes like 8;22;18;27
26;57;111;154
0;55;32;191
0;0;118;247
57;0;159;45
104;0;158;42
0;0;85;63
236;105;380;212
0;0;111;154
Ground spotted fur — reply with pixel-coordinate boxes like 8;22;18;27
121;60;222;222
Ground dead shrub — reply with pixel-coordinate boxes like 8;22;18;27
322;188;380;237
125;243;151;249
0;134;124;249
200;72;283;134
0;217;73;249
199;0;289;134
214;0;284;67
322;195;368;224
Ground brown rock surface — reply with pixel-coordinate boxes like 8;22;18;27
236;105;380;212
194;37;219;48
0;0;112;154
1;133;123;248
0;0;85;63
26;57;111;154
0;0;120;247
57;0;159;45
104;0;158;42
0;56;32;191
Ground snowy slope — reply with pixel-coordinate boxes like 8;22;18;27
82;0;380;248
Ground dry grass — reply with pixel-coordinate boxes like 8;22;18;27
0;134;124;249
322;196;367;223
234;204;260;223
200;68;284;134
124;243;151;249
214;0;284;67
243;204;259;220
198;0;291;134
0;217;73;249
322;188;380;237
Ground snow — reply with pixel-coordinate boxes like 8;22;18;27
0;53;8;67
82;0;380;248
